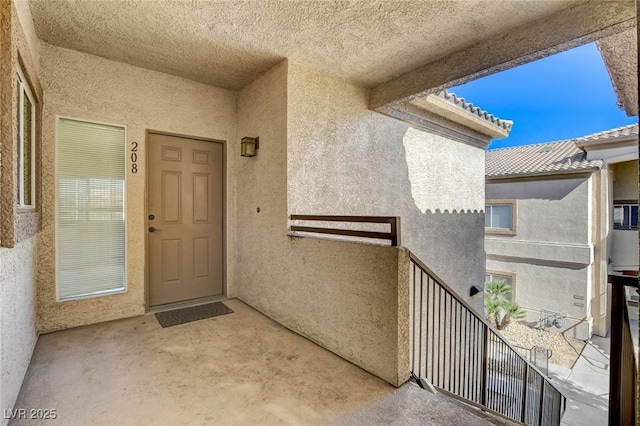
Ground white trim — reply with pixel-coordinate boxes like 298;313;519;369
54;117;59;302
603;152;638;166
411;94;510;139
55;115;128;302
486;239;594;266
485;271;514;283
18;70;24;205
16;65;36;209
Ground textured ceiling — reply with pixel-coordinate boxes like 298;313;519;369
597;28;638;116
29;0;580;90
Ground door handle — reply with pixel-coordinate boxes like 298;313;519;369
148;227;163;232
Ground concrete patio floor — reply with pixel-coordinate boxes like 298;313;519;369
10;299;511;425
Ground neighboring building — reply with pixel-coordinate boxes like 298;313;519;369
485;124;638;340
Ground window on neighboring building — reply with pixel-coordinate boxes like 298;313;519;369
613;203;638;230
485;201;516;234
16;66;36;208
57;118;126;300
485;272;514;301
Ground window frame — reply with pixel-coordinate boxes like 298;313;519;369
55;115;128;302
16;65;36;210
613;200;638;231
485;199;517;235
485;270;516;301
0;22;42;248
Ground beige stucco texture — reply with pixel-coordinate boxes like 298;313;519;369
487;177;592;245
24;40;484;388
287;62;486;298
234;61;409;385
611;160;639;271
1;2;41;420
3;0;637;420
597;28;638;116
7;9;491;394
29;0;575;90
486;177;597;339
1;0;42;249
611;229;639;271
37;44;237;332
487;257;592;337
612;159;639;201
0;238;38;421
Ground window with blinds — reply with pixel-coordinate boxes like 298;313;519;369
57;118;126;300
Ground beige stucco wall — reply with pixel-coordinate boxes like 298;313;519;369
0;3;40;422
234;61;289;330
486;177;591;245
37;43;237;332
234;60;409;385
5;26;486;393
612;159;638;201
0;239;38;424
486;175;598;340
611;230;639;271
486;257;592;340
286;61;486;299
610;160;639;271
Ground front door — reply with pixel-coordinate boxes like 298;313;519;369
148;132;224;306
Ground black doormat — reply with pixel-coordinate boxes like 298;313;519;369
155;302;234;328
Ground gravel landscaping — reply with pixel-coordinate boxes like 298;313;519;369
497;321;586;369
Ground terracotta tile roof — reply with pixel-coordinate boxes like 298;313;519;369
437;91;513;132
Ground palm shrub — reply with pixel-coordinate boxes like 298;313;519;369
484;280;526;330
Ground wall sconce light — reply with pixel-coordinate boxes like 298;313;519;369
241;137;259;157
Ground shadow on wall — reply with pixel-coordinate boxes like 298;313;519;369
287;78;487;299
400;127;486;298
486;255;589;270
402;209;486;299
486;177;585;201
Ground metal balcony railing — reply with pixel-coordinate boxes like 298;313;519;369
288;215;566;424
289;215;400;246
608;272;638;425
410;253;566;425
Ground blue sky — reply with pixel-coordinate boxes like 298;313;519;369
450;42;638;150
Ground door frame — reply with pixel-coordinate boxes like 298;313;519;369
144;129;227;311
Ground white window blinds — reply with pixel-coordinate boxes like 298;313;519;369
57;118;126;300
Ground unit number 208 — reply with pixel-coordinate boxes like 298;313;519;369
131;141;138;173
